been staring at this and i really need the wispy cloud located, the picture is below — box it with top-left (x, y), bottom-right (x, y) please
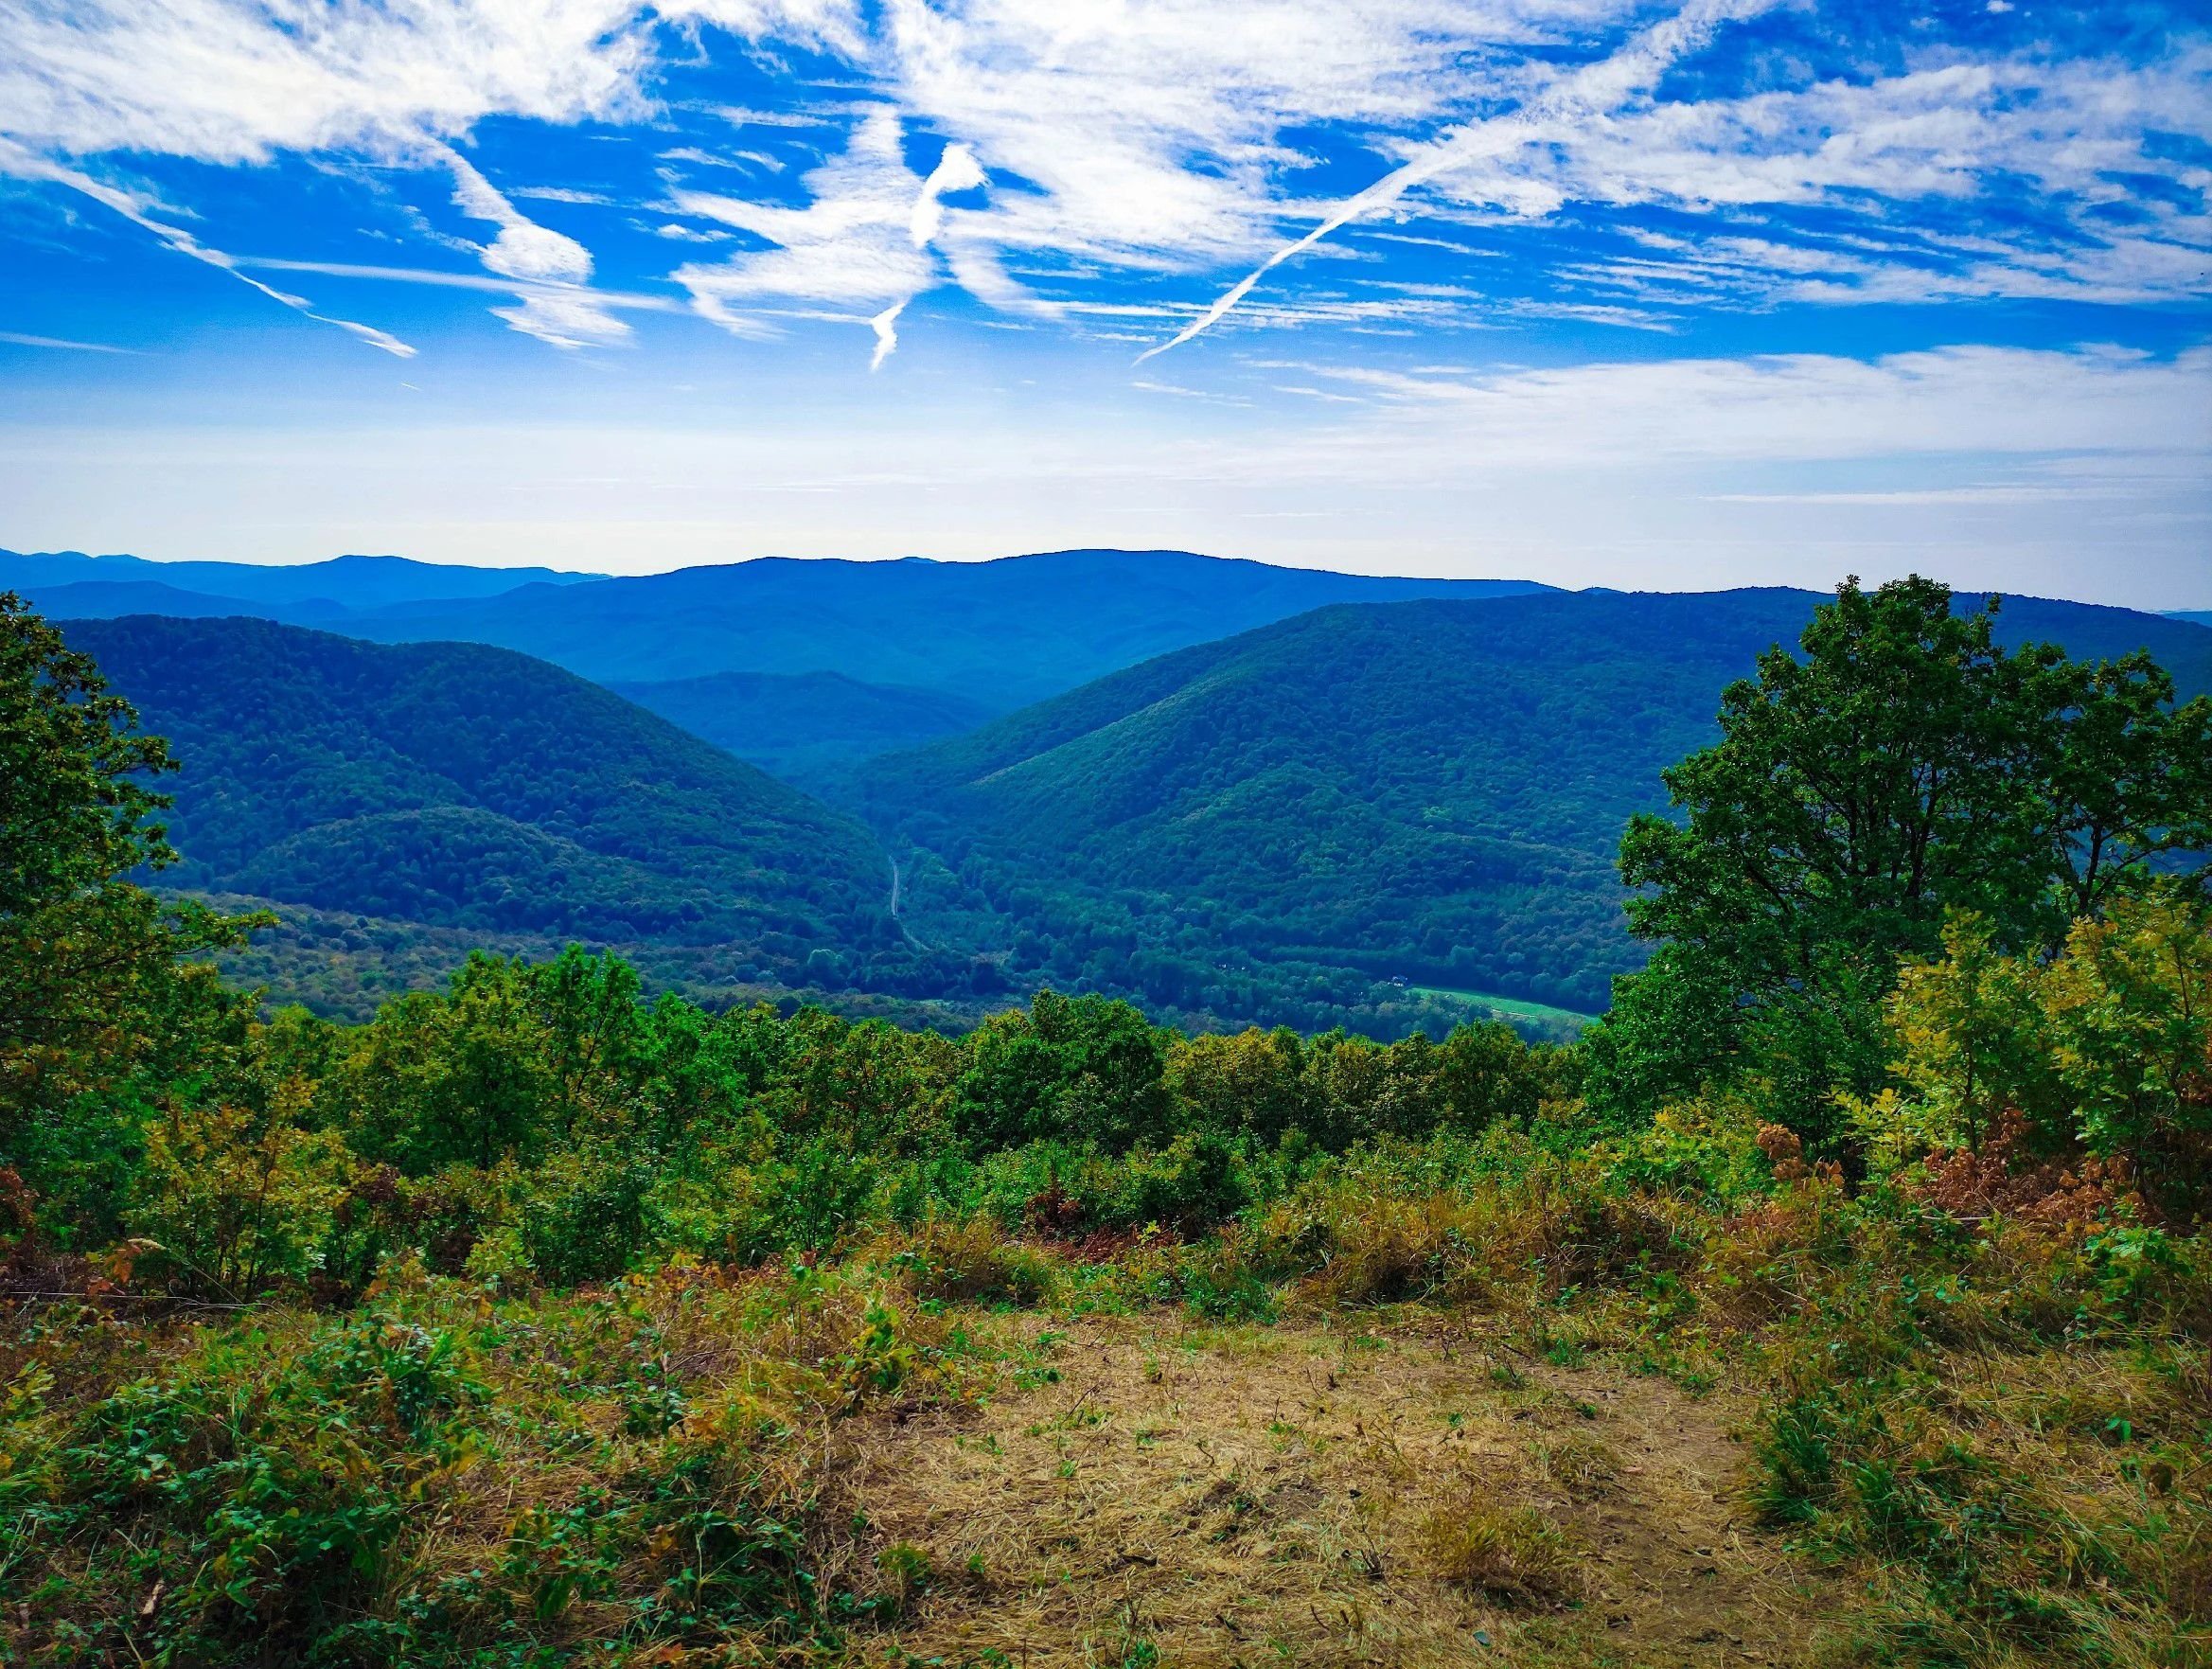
top-left (1250, 345), bottom-right (2212, 474)
top-left (0, 328), bottom-right (138, 352)
top-left (439, 145), bottom-right (628, 346)
top-left (0, 139), bottom-right (415, 355)
top-left (0, 0), bottom-right (2204, 364)
top-left (670, 108), bottom-right (985, 363)
top-left (509, 185), bottom-right (616, 205)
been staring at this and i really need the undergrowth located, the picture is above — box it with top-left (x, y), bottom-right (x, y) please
top-left (5, 1137), bottom-right (2206, 1667)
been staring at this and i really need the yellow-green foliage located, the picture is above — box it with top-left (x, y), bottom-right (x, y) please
top-left (2044, 892), bottom-right (2212, 1174)
top-left (130, 1083), bottom-right (352, 1300)
top-left (1867, 910), bottom-right (2062, 1164)
top-left (1861, 891), bottom-right (2212, 1198)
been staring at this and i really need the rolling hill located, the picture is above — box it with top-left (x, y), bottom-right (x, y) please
top-left (853, 588), bottom-right (2212, 1020)
top-left (54, 615), bottom-right (964, 1012)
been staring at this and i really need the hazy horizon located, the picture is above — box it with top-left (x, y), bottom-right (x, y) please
top-left (7, 541), bottom-right (2212, 614)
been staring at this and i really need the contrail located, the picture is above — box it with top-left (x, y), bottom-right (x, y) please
top-left (1135, 0), bottom-right (1774, 364)
top-left (0, 139), bottom-right (416, 357)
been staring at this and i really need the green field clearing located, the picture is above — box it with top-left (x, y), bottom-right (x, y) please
top-left (1408, 984), bottom-right (1598, 1028)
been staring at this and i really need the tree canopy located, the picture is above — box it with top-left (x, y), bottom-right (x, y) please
top-left (1597, 576), bottom-right (2212, 1140)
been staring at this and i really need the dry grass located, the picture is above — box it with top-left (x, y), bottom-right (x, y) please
top-left (1533, 1429), bottom-right (1627, 1501)
top-left (1418, 1496), bottom-right (1585, 1607)
top-left (820, 1313), bottom-right (1843, 1667)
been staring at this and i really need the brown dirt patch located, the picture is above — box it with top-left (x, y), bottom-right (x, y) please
top-left (823, 1313), bottom-right (1842, 1666)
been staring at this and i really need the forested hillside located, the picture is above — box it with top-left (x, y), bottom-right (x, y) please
top-left (49, 582), bottom-right (2208, 1039)
top-left (53, 616), bottom-right (978, 1005)
top-left (855, 588), bottom-right (2212, 1020)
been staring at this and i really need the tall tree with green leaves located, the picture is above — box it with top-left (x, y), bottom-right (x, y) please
top-left (0, 595), bottom-right (262, 1239)
top-left (1588, 575), bottom-right (2212, 1145)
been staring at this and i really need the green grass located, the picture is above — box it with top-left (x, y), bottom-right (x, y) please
top-left (1407, 985), bottom-right (1597, 1029)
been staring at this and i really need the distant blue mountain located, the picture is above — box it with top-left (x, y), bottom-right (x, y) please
top-left (330, 548), bottom-right (1557, 709)
top-left (0, 549), bottom-right (602, 610)
top-left (2168, 610), bottom-right (2212, 630)
top-left (14, 579), bottom-right (354, 626)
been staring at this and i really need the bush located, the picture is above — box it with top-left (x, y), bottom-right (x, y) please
top-left (128, 1086), bottom-right (351, 1300)
top-left (520, 1147), bottom-right (664, 1286)
top-left (887, 1213), bottom-right (1060, 1306)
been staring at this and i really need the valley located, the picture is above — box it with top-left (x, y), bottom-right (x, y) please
top-left (4, 562), bottom-right (2207, 1669)
top-left (16, 552), bottom-right (2210, 1043)
top-left (8, 9), bottom-right (2206, 1662)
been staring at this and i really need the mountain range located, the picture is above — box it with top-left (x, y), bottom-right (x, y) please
top-left (35, 552), bottom-right (2212, 1036)
top-left (5, 550), bottom-right (599, 609)
top-left (8, 545), bottom-right (1548, 722)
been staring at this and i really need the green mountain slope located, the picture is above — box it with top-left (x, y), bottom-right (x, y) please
top-left (608, 670), bottom-right (994, 788)
top-left (855, 588), bottom-right (2212, 1019)
top-left (56, 615), bottom-right (946, 1005)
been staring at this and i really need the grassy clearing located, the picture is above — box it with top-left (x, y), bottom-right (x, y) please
top-left (831, 1313), bottom-right (1835, 1666)
top-left (8, 1159), bottom-right (2204, 1668)
top-left (1406, 986), bottom-right (1598, 1031)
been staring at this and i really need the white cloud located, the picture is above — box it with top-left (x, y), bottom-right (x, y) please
top-left (445, 150), bottom-right (591, 283)
top-left (869, 298), bottom-right (903, 369)
top-left (1, 0), bottom-right (2203, 359)
top-left (911, 141), bottom-right (983, 245)
top-left (510, 185), bottom-right (616, 204)
top-left (874, 0), bottom-right (1630, 271)
top-left (0, 0), bottom-right (860, 164)
top-left (670, 107), bottom-right (984, 360)
top-left (0, 0), bottom-right (651, 164)
top-left (1416, 47), bottom-right (2212, 307)
top-left (233, 256), bottom-right (684, 314)
top-left (662, 144), bottom-right (786, 170)
top-left (1249, 344), bottom-right (2212, 474)
top-left (0, 0), bottom-right (858, 352)
top-left (437, 146), bottom-right (628, 346)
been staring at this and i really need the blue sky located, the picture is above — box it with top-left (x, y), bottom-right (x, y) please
top-left (1, 0), bottom-right (2207, 606)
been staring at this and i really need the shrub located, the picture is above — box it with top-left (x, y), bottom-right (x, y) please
top-left (520, 1146), bottom-right (664, 1286)
top-left (888, 1213), bottom-right (1059, 1306)
top-left (128, 1085), bottom-right (351, 1300)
